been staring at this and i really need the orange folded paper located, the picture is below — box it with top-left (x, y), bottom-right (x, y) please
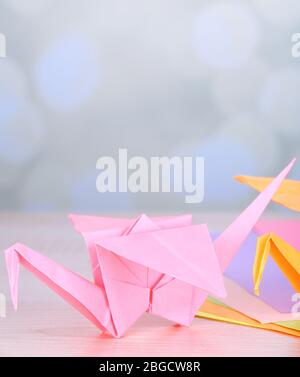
top-left (254, 233), bottom-right (300, 296)
top-left (235, 176), bottom-right (300, 212)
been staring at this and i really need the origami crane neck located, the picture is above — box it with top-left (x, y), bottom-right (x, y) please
top-left (214, 158), bottom-right (296, 271)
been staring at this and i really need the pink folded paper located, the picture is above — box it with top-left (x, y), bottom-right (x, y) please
top-left (4, 159), bottom-right (295, 337)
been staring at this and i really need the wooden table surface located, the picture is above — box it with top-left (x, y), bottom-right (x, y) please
top-left (0, 212), bottom-right (300, 357)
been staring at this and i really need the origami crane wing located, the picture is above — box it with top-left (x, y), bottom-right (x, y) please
top-left (70, 214), bottom-right (193, 286)
top-left (235, 175), bottom-right (300, 212)
top-left (254, 233), bottom-right (300, 295)
top-left (69, 213), bottom-right (193, 233)
top-left (97, 223), bottom-right (225, 297)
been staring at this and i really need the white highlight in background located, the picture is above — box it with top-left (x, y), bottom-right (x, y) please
top-left (259, 68), bottom-right (300, 137)
top-left (175, 114), bottom-right (280, 208)
top-left (0, 33), bottom-right (6, 58)
top-left (291, 33), bottom-right (300, 58)
top-left (211, 59), bottom-right (267, 116)
top-left (253, 0), bottom-right (300, 28)
top-left (0, 293), bottom-right (6, 318)
top-left (35, 34), bottom-right (101, 112)
top-left (0, 59), bottom-right (45, 190)
top-left (194, 2), bottom-right (260, 69)
top-left (291, 293), bottom-right (300, 318)
top-left (3, 0), bottom-right (52, 16)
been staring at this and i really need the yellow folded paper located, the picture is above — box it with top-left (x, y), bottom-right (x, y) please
top-left (277, 320), bottom-right (300, 331)
top-left (235, 176), bottom-right (300, 212)
top-left (253, 233), bottom-right (300, 296)
top-left (197, 299), bottom-right (300, 337)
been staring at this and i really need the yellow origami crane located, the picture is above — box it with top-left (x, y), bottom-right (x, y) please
top-left (198, 234), bottom-right (300, 337)
top-left (253, 233), bottom-right (300, 296)
top-left (234, 173), bottom-right (300, 293)
top-left (196, 172), bottom-right (300, 337)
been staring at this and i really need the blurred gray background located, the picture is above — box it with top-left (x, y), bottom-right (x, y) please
top-left (0, 0), bottom-right (300, 213)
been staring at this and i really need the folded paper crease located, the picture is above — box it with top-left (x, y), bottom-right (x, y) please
top-left (4, 159), bottom-right (296, 337)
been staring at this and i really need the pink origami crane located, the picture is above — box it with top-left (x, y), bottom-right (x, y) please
top-left (4, 159), bottom-right (295, 337)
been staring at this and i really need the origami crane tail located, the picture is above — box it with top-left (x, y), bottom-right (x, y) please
top-left (214, 158), bottom-right (296, 272)
top-left (4, 243), bottom-right (115, 335)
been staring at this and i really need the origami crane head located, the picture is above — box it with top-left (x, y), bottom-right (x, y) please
top-left (4, 159), bottom-right (296, 337)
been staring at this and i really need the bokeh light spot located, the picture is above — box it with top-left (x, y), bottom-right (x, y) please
top-left (194, 2), bottom-right (260, 69)
top-left (35, 34), bottom-right (101, 111)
